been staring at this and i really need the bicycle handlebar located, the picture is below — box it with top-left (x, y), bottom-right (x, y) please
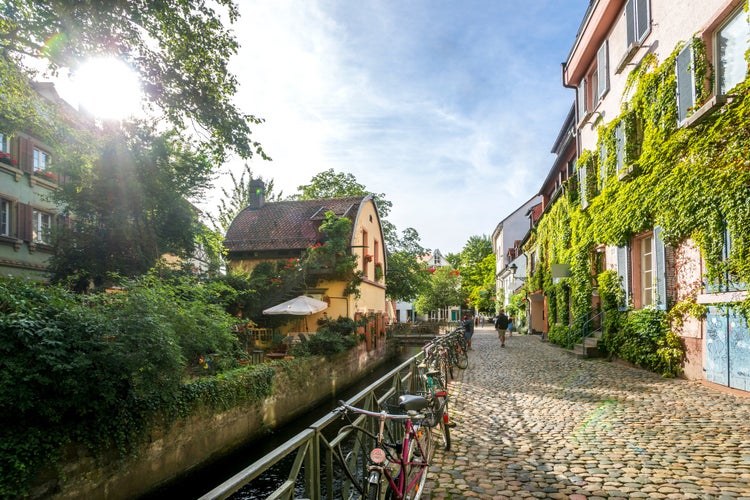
top-left (336, 400), bottom-right (422, 421)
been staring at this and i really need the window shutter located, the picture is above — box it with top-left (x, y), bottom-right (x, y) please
top-left (654, 226), bottom-right (667, 310)
top-left (578, 161), bottom-right (588, 209)
top-left (577, 79), bottom-right (587, 119)
top-left (636, 0), bottom-right (650, 42)
top-left (18, 138), bottom-right (33, 173)
top-left (617, 245), bottom-right (630, 310)
top-left (626, 0), bottom-right (636, 47)
top-left (597, 41), bottom-right (609, 100)
top-left (615, 122), bottom-right (625, 170)
top-left (599, 141), bottom-right (607, 184)
top-left (676, 44), bottom-right (695, 124)
top-left (18, 203), bottom-right (32, 241)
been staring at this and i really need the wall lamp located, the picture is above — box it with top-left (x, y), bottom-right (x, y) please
top-left (509, 263), bottom-right (527, 282)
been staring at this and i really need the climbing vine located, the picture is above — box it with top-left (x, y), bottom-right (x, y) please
top-left (529, 22), bottom-right (750, 374)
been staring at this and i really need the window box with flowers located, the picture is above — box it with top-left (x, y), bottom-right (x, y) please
top-left (0, 152), bottom-right (17, 167)
top-left (35, 170), bottom-right (58, 182)
top-left (364, 254), bottom-right (373, 263)
top-left (374, 262), bottom-right (383, 281)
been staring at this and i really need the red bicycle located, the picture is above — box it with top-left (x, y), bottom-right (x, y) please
top-left (335, 395), bottom-right (433, 499)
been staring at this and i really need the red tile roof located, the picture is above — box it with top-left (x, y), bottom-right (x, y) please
top-left (224, 196), bottom-right (367, 253)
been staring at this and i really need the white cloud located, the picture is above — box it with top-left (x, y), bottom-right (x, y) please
top-left (200, 0), bottom-right (587, 254)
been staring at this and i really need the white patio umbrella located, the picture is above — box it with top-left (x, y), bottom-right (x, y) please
top-left (262, 295), bottom-right (328, 315)
top-left (262, 295), bottom-right (329, 332)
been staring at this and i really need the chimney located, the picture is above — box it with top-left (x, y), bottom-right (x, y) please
top-left (249, 179), bottom-right (265, 210)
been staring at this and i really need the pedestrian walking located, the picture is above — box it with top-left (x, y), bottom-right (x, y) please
top-left (495, 310), bottom-right (509, 347)
top-left (462, 315), bottom-right (475, 350)
top-left (507, 316), bottom-right (514, 336)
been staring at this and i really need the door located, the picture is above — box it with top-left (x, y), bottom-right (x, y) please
top-left (705, 305), bottom-right (750, 391)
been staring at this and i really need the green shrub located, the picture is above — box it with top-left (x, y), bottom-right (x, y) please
top-left (289, 327), bottom-right (358, 357)
top-left (547, 324), bottom-right (574, 347)
top-left (607, 308), bottom-right (683, 377)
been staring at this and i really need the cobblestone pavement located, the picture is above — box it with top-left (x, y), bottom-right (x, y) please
top-left (421, 326), bottom-right (750, 499)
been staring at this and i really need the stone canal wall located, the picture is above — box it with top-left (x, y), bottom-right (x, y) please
top-left (34, 341), bottom-right (390, 499)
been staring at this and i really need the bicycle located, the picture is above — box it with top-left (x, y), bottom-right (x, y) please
top-left (413, 359), bottom-right (452, 451)
top-left (335, 395), bottom-right (434, 500)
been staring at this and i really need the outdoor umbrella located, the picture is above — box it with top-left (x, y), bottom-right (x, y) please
top-left (262, 295), bottom-right (328, 315)
top-left (262, 295), bottom-right (329, 332)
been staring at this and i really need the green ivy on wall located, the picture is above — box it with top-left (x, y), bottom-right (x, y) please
top-left (528, 21), bottom-right (750, 373)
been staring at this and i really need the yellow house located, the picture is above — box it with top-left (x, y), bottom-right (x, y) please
top-left (224, 180), bottom-right (388, 339)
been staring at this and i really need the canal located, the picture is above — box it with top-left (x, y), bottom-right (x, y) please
top-left (140, 346), bottom-right (420, 499)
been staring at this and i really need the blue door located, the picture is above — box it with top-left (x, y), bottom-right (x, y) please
top-left (706, 305), bottom-right (750, 391)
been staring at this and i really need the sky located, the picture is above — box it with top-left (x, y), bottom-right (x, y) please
top-left (54, 1), bottom-right (590, 256)
top-left (204, 0), bottom-right (590, 256)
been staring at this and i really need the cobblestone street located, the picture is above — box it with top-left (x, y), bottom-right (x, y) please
top-left (422, 326), bottom-right (750, 499)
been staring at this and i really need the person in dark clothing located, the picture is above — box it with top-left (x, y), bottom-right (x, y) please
top-left (494, 310), bottom-right (509, 347)
top-left (462, 315), bottom-right (475, 350)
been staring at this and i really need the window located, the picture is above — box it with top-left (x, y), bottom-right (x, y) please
top-left (625, 0), bottom-right (650, 48)
top-left (717, 7), bottom-right (750, 96)
top-left (33, 147), bottom-right (51, 172)
top-left (676, 44), bottom-right (696, 124)
top-left (0, 199), bottom-right (10, 236)
top-left (32, 209), bottom-right (52, 244)
top-left (577, 41), bottom-right (609, 121)
top-left (640, 235), bottom-right (654, 307)
top-left (0, 133), bottom-right (7, 153)
top-left (361, 229), bottom-right (369, 278)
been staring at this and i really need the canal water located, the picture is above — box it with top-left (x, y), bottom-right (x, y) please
top-left (140, 346), bottom-right (419, 499)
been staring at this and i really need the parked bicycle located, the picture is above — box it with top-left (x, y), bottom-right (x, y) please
top-left (335, 395), bottom-right (434, 500)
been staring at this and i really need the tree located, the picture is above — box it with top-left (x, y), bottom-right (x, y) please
top-left (414, 267), bottom-right (464, 317)
top-left (457, 235), bottom-right (495, 312)
top-left (293, 168), bottom-right (396, 243)
top-left (0, 0), bottom-right (265, 163)
top-left (47, 126), bottom-right (212, 288)
top-left (209, 164), bottom-right (283, 234)
top-left (385, 228), bottom-right (431, 302)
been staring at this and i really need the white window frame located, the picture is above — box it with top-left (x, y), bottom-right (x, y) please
top-left (716, 6), bottom-right (750, 96)
top-left (32, 209), bottom-right (52, 245)
top-left (0, 133), bottom-right (7, 153)
top-left (33, 147), bottom-right (51, 172)
top-left (640, 235), bottom-right (654, 307)
top-left (626, 0), bottom-right (651, 48)
top-left (0, 199), bottom-right (10, 237)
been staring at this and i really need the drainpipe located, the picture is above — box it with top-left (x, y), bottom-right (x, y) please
top-left (561, 61), bottom-right (581, 158)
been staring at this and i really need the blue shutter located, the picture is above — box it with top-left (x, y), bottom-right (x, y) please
top-left (676, 44), bottom-right (695, 124)
top-left (578, 161), bottom-right (588, 209)
top-left (636, 0), bottom-right (650, 42)
top-left (597, 41), bottom-right (609, 100)
top-left (654, 226), bottom-right (667, 310)
top-left (617, 245), bottom-right (630, 310)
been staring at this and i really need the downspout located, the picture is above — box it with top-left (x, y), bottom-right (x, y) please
top-left (561, 61), bottom-right (581, 158)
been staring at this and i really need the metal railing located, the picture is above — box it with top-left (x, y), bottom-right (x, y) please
top-left (198, 351), bottom-right (426, 500)
top-left (567, 309), bottom-right (604, 352)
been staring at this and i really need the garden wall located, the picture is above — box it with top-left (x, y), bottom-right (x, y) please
top-left (32, 341), bottom-right (389, 499)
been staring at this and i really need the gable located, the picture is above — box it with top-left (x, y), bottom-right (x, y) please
top-left (224, 196), bottom-right (367, 253)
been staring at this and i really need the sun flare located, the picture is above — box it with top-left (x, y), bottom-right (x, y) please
top-left (72, 57), bottom-right (142, 120)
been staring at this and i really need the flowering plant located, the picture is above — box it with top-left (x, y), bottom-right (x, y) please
top-left (0, 152), bottom-right (17, 166)
top-left (36, 170), bottom-right (58, 181)
top-left (364, 254), bottom-right (373, 263)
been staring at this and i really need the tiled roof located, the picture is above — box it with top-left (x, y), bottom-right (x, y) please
top-left (224, 196), bottom-right (367, 253)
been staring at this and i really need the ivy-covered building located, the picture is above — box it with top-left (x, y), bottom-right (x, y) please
top-left (516, 0), bottom-right (750, 391)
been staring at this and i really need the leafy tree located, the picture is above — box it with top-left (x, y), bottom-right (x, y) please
top-left (385, 228), bottom-right (431, 302)
top-left (47, 127), bottom-right (211, 288)
top-left (457, 235), bottom-right (495, 311)
top-left (1, 0), bottom-right (265, 163)
top-left (293, 168), bottom-right (397, 244)
top-left (209, 163), bottom-right (282, 234)
top-left (414, 266), bottom-right (464, 316)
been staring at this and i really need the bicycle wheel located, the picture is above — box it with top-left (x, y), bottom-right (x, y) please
top-left (454, 342), bottom-right (468, 370)
top-left (432, 393), bottom-right (451, 451)
top-left (364, 469), bottom-right (387, 500)
top-left (403, 424), bottom-right (432, 500)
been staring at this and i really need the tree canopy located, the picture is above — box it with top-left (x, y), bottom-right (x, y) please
top-left (0, 0), bottom-right (264, 163)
